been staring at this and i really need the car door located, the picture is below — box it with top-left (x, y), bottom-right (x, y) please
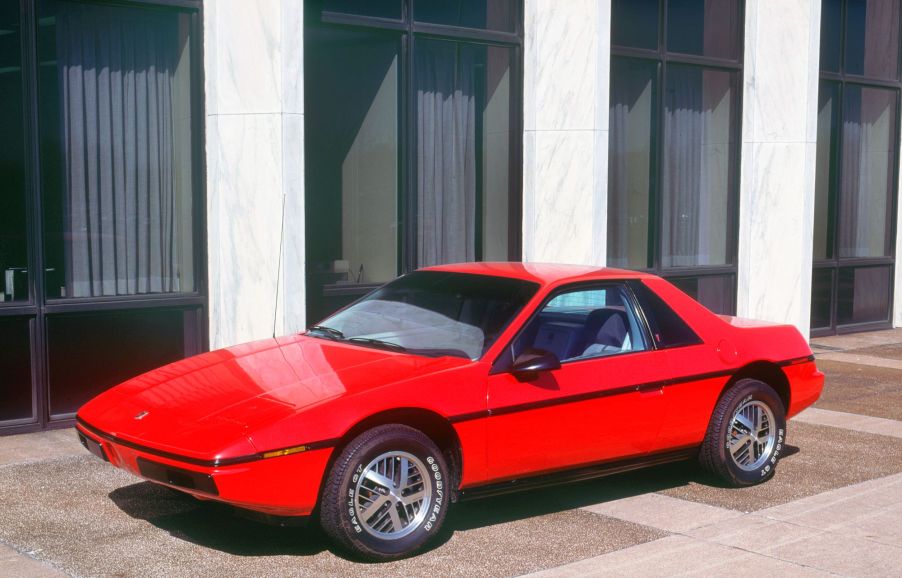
top-left (484, 283), bottom-right (674, 481)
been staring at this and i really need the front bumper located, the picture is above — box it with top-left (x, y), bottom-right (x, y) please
top-left (75, 420), bottom-right (333, 517)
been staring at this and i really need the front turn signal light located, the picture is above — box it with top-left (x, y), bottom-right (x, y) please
top-left (262, 445), bottom-right (309, 459)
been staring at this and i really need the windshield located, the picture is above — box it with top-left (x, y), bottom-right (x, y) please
top-left (310, 271), bottom-right (540, 359)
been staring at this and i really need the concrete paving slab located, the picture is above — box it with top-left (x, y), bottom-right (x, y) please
top-left (755, 472), bottom-right (902, 548)
top-left (793, 407), bottom-right (902, 439)
top-left (763, 527), bottom-right (902, 577)
top-left (847, 342), bottom-right (902, 361)
top-left (816, 351), bottom-right (902, 371)
top-left (0, 430), bottom-right (83, 468)
top-left (814, 359), bottom-right (902, 420)
top-left (685, 513), bottom-right (824, 550)
top-left (656, 421), bottom-right (902, 512)
top-left (0, 543), bottom-right (69, 577)
top-left (541, 473), bottom-right (902, 577)
top-left (523, 534), bottom-right (833, 578)
top-left (810, 328), bottom-right (902, 352)
top-left (580, 493), bottom-right (742, 533)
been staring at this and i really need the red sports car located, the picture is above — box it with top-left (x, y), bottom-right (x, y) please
top-left (76, 263), bottom-right (823, 560)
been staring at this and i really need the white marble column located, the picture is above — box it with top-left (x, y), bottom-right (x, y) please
top-left (522, 0), bottom-right (610, 265)
top-left (737, 0), bottom-right (821, 337)
top-left (204, 0), bottom-right (305, 348)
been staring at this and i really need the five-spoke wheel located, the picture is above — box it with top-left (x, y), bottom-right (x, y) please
top-left (700, 378), bottom-right (787, 486)
top-left (320, 424), bottom-right (450, 561)
top-left (354, 451), bottom-right (432, 540)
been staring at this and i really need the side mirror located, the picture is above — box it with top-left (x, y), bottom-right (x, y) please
top-left (510, 348), bottom-right (561, 380)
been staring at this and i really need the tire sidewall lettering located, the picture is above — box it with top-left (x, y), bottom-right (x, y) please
top-left (343, 449), bottom-right (448, 539)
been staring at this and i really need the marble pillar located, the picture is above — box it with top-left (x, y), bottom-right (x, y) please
top-left (523, 0), bottom-right (610, 266)
top-left (204, 0), bottom-right (305, 349)
top-left (737, 0), bottom-right (822, 337)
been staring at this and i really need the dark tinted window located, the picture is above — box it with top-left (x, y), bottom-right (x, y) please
top-left (0, 1), bottom-right (28, 304)
top-left (0, 317), bottom-right (33, 421)
top-left (821, 0), bottom-right (842, 72)
top-left (414, 0), bottom-right (516, 32)
top-left (319, 271), bottom-right (538, 359)
top-left (322, 0), bottom-right (401, 20)
top-left (844, 0), bottom-right (900, 79)
top-left (630, 281), bottom-right (702, 348)
top-left (47, 308), bottom-right (188, 416)
top-left (611, 0), bottom-right (659, 49)
top-left (668, 275), bottom-right (736, 316)
top-left (666, 0), bottom-right (740, 59)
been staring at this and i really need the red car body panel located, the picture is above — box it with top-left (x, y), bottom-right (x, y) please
top-left (76, 262), bottom-right (824, 517)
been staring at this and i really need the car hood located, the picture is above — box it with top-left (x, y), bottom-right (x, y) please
top-left (77, 334), bottom-right (470, 460)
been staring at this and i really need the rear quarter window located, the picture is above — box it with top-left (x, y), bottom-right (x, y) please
top-left (630, 281), bottom-right (703, 348)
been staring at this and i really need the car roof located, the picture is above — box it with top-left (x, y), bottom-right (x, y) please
top-left (420, 262), bottom-right (655, 286)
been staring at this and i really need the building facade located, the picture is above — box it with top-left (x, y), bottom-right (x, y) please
top-left (1, 0), bottom-right (900, 434)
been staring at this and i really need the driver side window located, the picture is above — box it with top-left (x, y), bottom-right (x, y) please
top-left (513, 285), bottom-right (648, 363)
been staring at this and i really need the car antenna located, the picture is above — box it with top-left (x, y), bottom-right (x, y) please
top-left (273, 191), bottom-right (287, 338)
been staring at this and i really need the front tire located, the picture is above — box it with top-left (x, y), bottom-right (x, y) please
top-left (699, 379), bottom-right (787, 487)
top-left (320, 424), bottom-right (450, 561)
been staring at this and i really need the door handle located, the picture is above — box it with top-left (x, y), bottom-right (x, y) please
top-left (637, 383), bottom-right (664, 396)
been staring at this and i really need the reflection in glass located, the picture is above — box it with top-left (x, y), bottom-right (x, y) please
top-left (415, 39), bottom-right (513, 266)
top-left (813, 82), bottom-right (839, 261)
top-left (39, 1), bottom-right (195, 299)
top-left (305, 27), bottom-right (400, 321)
top-left (669, 274), bottom-right (735, 315)
top-left (47, 308), bottom-right (187, 416)
top-left (0, 317), bottom-right (33, 422)
top-left (414, 0), bottom-right (515, 32)
top-left (611, 0), bottom-right (659, 50)
top-left (662, 65), bottom-right (734, 268)
top-left (322, 0), bottom-right (401, 20)
top-left (838, 86), bottom-right (895, 258)
top-left (821, 0), bottom-right (842, 72)
top-left (845, 0), bottom-right (900, 79)
top-left (667, 0), bottom-right (740, 59)
top-left (811, 268), bottom-right (834, 329)
top-left (608, 58), bottom-right (656, 269)
top-left (0, 2), bottom-right (29, 304)
top-left (837, 266), bottom-right (890, 324)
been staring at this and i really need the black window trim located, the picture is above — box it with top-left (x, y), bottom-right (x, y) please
top-left (811, 0), bottom-right (901, 336)
top-left (0, 0), bottom-right (207, 436)
top-left (305, 0), bottom-right (524, 321)
top-left (609, 0), bottom-right (745, 314)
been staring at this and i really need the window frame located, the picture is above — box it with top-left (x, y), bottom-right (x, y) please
top-left (304, 0), bottom-right (524, 322)
top-left (0, 0), bottom-right (206, 435)
top-left (812, 0), bottom-right (901, 336)
top-left (609, 0), bottom-right (745, 314)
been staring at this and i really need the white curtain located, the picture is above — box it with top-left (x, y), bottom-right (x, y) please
top-left (416, 41), bottom-right (477, 267)
top-left (662, 66), bottom-right (703, 268)
top-left (58, 3), bottom-right (183, 297)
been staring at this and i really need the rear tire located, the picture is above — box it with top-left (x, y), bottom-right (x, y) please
top-left (699, 379), bottom-right (786, 487)
top-left (320, 424), bottom-right (450, 561)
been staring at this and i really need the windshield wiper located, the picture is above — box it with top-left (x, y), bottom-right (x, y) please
top-left (347, 337), bottom-right (407, 353)
top-left (306, 325), bottom-right (345, 341)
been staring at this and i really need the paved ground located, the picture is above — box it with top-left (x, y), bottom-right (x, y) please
top-left (1, 329), bottom-right (902, 577)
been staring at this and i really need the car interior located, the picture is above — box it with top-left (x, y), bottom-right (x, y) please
top-left (512, 286), bottom-right (647, 363)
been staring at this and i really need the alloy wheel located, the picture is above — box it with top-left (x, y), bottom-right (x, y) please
top-left (354, 451), bottom-right (432, 540)
top-left (728, 399), bottom-right (777, 471)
